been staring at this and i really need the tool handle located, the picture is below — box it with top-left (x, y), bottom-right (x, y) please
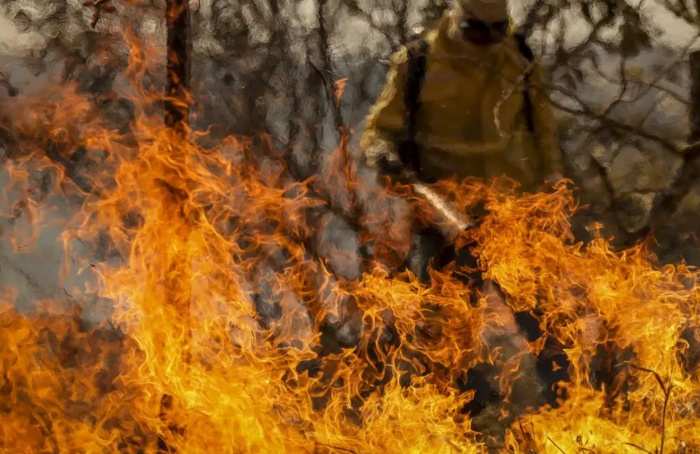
top-left (395, 169), bottom-right (476, 242)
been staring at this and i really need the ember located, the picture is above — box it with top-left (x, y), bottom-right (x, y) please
top-left (1, 5), bottom-right (700, 454)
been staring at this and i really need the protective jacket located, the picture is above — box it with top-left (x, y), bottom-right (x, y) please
top-left (360, 14), bottom-right (562, 192)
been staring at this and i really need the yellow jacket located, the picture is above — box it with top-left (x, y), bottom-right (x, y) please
top-left (360, 15), bottom-right (562, 192)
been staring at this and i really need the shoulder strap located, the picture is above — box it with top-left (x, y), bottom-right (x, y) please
top-left (400, 37), bottom-right (429, 173)
top-left (404, 37), bottom-right (429, 136)
top-left (513, 32), bottom-right (536, 135)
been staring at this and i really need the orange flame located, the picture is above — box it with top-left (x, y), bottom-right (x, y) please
top-left (334, 78), bottom-right (349, 108)
top-left (1, 31), bottom-right (699, 454)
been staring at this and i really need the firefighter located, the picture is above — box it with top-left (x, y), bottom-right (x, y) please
top-left (359, 0), bottom-right (564, 446)
top-left (361, 0), bottom-right (562, 190)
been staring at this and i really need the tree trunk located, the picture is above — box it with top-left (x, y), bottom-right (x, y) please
top-left (165, 0), bottom-right (191, 132)
top-left (159, 2), bottom-right (191, 452)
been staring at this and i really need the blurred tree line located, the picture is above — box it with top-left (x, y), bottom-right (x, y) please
top-left (1, 0), bottom-right (700, 265)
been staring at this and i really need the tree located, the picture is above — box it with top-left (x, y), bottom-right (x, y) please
top-left (165, 0), bottom-right (190, 133)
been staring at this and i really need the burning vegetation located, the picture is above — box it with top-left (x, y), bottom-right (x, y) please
top-left (1, 1), bottom-right (700, 453)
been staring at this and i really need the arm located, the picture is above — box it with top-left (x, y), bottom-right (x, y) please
top-left (529, 63), bottom-right (563, 181)
top-left (360, 47), bottom-right (410, 173)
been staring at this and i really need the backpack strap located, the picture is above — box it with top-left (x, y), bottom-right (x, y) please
top-left (513, 32), bottom-right (536, 135)
top-left (399, 37), bottom-right (429, 174)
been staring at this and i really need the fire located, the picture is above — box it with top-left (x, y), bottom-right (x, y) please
top-left (1, 32), bottom-right (699, 453)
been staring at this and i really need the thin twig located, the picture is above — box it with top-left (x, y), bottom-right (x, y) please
top-left (547, 437), bottom-right (567, 454)
top-left (629, 364), bottom-right (667, 398)
top-left (518, 417), bottom-right (529, 439)
top-left (623, 442), bottom-right (653, 454)
top-left (629, 364), bottom-right (673, 454)
top-left (660, 383), bottom-right (672, 454)
top-left (517, 417), bottom-right (537, 452)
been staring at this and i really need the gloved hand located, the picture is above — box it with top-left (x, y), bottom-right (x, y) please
top-left (365, 140), bottom-right (406, 177)
top-left (377, 150), bottom-right (405, 177)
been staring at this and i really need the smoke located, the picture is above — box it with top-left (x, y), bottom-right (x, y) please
top-left (1, 0), bottom-right (699, 327)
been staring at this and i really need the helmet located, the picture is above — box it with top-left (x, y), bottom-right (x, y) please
top-left (454, 0), bottom-right (509, 23)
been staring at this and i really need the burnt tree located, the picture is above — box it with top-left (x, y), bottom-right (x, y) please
top-left (165, 0), bottom-right (191, 132)
top-left (159, 2), bottom-right (192, 452)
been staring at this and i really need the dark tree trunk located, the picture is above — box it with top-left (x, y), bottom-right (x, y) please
top-left (159, 3), bottom-right (191, 452)
top-left (165, 0), bottom-right (191, 132)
